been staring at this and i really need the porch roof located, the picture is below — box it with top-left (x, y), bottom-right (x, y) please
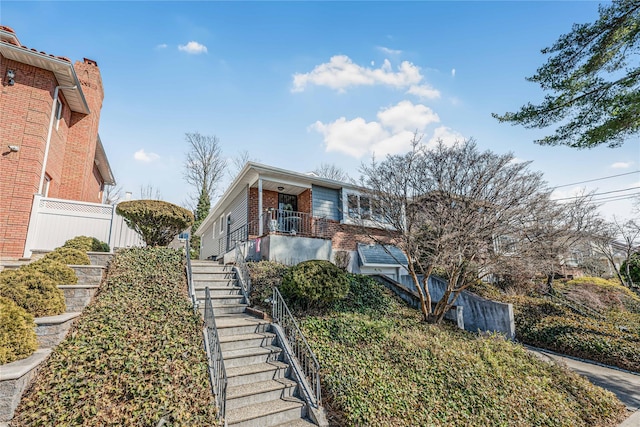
top-left (196, 161), bottom-right (360, 235)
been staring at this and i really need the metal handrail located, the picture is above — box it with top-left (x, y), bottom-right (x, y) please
top-left (233, 244), bottom-right (251, 305)
top-left (271, 287), bottom-right (322, 408)
top-left (204, 287), bottom-right (228, 422)
top-left (185, 234), bottom-right (197, 313)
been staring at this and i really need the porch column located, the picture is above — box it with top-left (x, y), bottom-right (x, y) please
top-left (258, 178), bottom-right (263, 235)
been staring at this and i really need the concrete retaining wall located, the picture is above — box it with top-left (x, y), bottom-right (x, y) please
top-left (0, 350), bottom-right (51, 422)
top-left (254, 235), bottom-right (332, 266)
top-left (372, 275), bottom-right (464, 329)
top-left (402, 275), bottom-right (515, 339)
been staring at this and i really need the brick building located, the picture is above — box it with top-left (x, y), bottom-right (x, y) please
top-left (195, 162), bottom-right (406, 279)
top-left (0, 26), bottom-right (115, 259)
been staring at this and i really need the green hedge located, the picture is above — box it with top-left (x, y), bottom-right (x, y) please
top-left (247, 260), bottom-right (289, 313)
top-left (63, 236), bottom-right (110, 253)
top-left (23, 258), bottom-right (77, 285)
top-left (43, 247), bottom-right (91, 266)
top-left (280, 260), bottom-right (349, 310)
top-left (116, 200), bottom-right (194, 246)
top-left (0, 296), bottom-right (37, 364)
top-left (0, 269), bottom-right (66, 317)
top-left (12, 247), bottom-right (217, 426)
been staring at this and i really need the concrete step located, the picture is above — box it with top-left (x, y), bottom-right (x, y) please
top-left (215, 315), bottom-right (271, 337)
top-left (195, 286), bottom-right (243, 297)
top-left (222, 345), bottom-right (282, 368)
top-left (274, 418), bottom-right (318, 427)
top-left (199, 303), bottom-right (248, 316)
top-left (226, 361), bottom-right (290, 388)
top-left (226, 397), bottom-right (307, 427)
top-left (226, 378), bottom-right (298, 411)
top-left (220, 332), bottom-right (277, 352)
top-left (191, 261), bottom-right (233, 272)
top-left (57, 284), bottom-right (99, 312)
top-left (69, 265), bottom-right (105, 286)
top-left (205, 295), bottom-right (246, 305)
top-left (193, 273), bottom-right (237, 282)
top-left (194, 279), bottom-right (239, 289)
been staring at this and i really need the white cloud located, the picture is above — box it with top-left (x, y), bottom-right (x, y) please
top-left (292, 55), bottom-right (423, 93)
top-left (377, 100), bottom-right (439, 133)
top-left (406, 84), bottom-right (441, 100)
top-left (133, 149), bottom-right (160, 163)
top-left (178, 41), bottom-right (208, 54)
top-left (611, 161), bottom-right (633, 169)
top-left (377, 46), bottom-right (402, 55)
top-left (156, 43), bottom-right (168, 49)
top-left (311, 101), bottom-right (461, 158)
top-left (310, 117), bottom-right (387, 158)
top-left (426, 126), bottom-right (465, 149)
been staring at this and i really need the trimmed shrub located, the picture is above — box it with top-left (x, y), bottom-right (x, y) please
top-left (12, 247), bottom-right (217, 425)
top-left (0, 269), bottom-right (66, 317)
top-left (248, 261), bottom-right (289, 313)
top-left (280, 260), bottom-right (350, 310)
top-left (23, 258), bottom-right (77, 285)
top-left (117, 200), bottom-right (194, 246)
top-left (0, 296), bottom-right (37, 364)
top-left (63, 235), bottom-right (110, 252)
top-left (43, 247), bottom-right (91, 266)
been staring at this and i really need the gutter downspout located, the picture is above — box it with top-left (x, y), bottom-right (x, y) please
top-left (39, 85), bottom-right (77, 194)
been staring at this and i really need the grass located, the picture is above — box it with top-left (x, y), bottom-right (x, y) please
top-left (12, 247), bottom-right (218, 427)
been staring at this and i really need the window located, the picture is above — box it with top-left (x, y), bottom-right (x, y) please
top-left (55, 99), bottom-right (63, 130)
top-left (347, 194), bottom-right (360, 219)
top-left (219, 214), bottom-right (224, 233)
top-left (346, 192), bottom-right (387, 223)
top-left (360, 196), bottom-right (371, 220)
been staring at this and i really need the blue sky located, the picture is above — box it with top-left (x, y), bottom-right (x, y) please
top-left (3, 1), bottom-right (639, 220)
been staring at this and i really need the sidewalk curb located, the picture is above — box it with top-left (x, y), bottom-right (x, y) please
top-left (619, 410), bottom-right (640, 427)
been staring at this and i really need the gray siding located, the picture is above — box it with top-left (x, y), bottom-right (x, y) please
top-left (312, 185), bottom-right (341, 221)
top-left (229, 186), bottom-right (248, 232)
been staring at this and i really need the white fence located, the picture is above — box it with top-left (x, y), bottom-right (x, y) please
top-left (23, 195), bottom-right (144, 257)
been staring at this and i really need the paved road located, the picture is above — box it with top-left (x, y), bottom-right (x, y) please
top-left (526, 346), bottom-right (640, 426)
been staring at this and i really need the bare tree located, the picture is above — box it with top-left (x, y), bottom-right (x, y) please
top-left (183, 132), bottom-right (227, 203)
top-left (360, 136), bottom-right (547, 324)
top-left (228, 150), bottom-right (259, 181)
top-left (103, 184), bottom-right (122, 205)
top-left (140, 184), bottom-right (162, 200)
top-left (591, 218), bottom-right (640, 287)
top-left (313, 163), bottom-right (350, 182)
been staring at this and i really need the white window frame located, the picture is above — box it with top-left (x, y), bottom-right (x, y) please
top-left (342, 190), bottom-right (391, 228)
top-left (219, 214), bottom-right (225, 233)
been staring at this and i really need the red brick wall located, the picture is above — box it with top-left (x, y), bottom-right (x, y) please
top-left (58, 59), bottom-right (104, 202)
top-left (0, 55), bottom-right (105, 259)
top-left (298, 188), bottom-right (311, 215)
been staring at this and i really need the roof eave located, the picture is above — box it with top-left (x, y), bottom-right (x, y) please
top-left (0, 40), bottom-right (90, 114)
top-left (94, 135), bottom-right (116, 185)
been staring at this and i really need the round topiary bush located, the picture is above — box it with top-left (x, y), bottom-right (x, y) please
top-left (280, 260), bottom-right (350, 310)
top-left (63, 235), bottom-right (110, 252)
top-left (23, 258), bottom-right (77, 285)
top-left (0, 270), bottom-right (66, 317)
top-left (116, 200), bottom-right (194, 246)
top-left (0, 296), bottom-right (37, 364)
top-left (43, 247), bottom-right (91, 266)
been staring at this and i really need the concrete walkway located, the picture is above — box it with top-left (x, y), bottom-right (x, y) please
top-left (526, 346), bottom-right (640, 426)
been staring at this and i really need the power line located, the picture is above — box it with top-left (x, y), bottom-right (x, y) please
top-left (552, 186), bottom-right (640, 201)
top-left (552, 170), bottom-right (640, 189)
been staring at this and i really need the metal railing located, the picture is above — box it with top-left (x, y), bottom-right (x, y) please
top-left (203, 287), bottom-right (228, 422)
top-left (234, 244), bottom-right (251, 305)
top-left (185, 234), bottom-right (197, 313)
top-left (271, 287), bottom-right (322, 408)
top-left (264, 209), bottom-right (331, 239)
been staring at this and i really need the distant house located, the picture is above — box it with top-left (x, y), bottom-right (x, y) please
top-left (0, 26), bottom-right (115, 259)
top-left (195, 162), bottom-right (407, 280)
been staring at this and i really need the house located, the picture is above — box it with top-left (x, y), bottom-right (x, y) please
top-left (0, 25), bottom-right (115, 260)
top-left (195, 162), bottom-right (407, 279)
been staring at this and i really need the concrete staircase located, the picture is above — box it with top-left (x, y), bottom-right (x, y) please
top-left (190, 260), bottom-right (317, 427)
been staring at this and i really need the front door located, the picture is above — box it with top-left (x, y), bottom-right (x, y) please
top-left (278, 193), bottom-right (297, 212)
top-left (278, 194), bottom-right (298, 233)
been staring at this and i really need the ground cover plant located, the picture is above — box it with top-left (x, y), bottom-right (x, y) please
top-left (12, 247), bottom-right (217, 426)
top-left (471, 277), bottom-right (640, 372)
top-left (300, 281), bottom-right (627, 427)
